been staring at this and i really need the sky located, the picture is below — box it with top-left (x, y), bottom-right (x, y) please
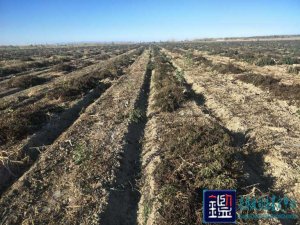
top-left (1, 0), bottom-right (300, 45)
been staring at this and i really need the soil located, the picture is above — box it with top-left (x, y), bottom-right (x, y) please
top-left (163, 47), bottom-right (300, 225)
top-left (1, 43), bottom-right (299, 225)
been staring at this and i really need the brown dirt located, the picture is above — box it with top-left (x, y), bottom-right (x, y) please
top-left (238, 74), bottom-right (300, 106)
top-left (0, 48), bottom-right (143, 200)
top-left (0, 48), bottom-right (139, 112)
top-left (0, 50), bottom-right (150, 224)
top-left (211, 62), bottom-right (244, 74)
top-left (51, 63), bottom-right (75, 72)
top-left (138, 49), bottom-right (241, 225)
top-left (164, 47), bottom-right (300, 224)
top-left (0, 103), bottom-right (64, 146)
top-left (1, 44), bottom-right (299, 225)
top-left (198, 50), bottom-right (300, 85)
top-left (5, 75), bottom-right (48, 89)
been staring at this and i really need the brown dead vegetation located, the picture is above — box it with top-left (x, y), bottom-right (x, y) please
top-left (238, 74), bottom-right (280, 86)
top-left (151, 51), bottom-right (186, 112)
top-left (47, 75), bottom-right (110, 101)
top-left (238, 73), bottom-right (300, 106)
top-left (0, 103), bottom-right (64, 146)
top-left (152, 83), bottom-right (185, 112)
top-left (0, 61), bottom-right (51, 77)
top-left (146, 48), bottom-right (241, 225)
top-left (96, 54), bottom-right (111, 60)
top-left (0, 49), bottom-right (149, 224)
top-left (175, 50), bottom-right (244, 74)
top-left (5, 75), bottom-right (47, 89)
top-left (46, 55), bottom-right (134, 101)
top-left (287, 66), bottom-right (300, 75)
top-left (0, 59), bottom-right (137, 197)
top-left (154, 122), bottom-right (241, 225)
top-left (0, 48), bottom-right (142, 191)
top-left (2, 43), bottom-right (300, 224)
top-left (51, 62), bottom-right (75, 72)
top-left (211, 62), bottom-right (244, 74)
top-left (193, 55), bottom-right (212, 67)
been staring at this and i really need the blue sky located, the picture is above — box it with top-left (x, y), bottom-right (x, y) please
top-left (1, 0), bottom-right (300, 45)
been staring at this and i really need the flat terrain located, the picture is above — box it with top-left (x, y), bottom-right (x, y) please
top-left (0, 41), bottom-right (299, 224)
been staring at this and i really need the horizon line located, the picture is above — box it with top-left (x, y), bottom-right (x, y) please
top-left (1, 34), bottom-right (300, 47)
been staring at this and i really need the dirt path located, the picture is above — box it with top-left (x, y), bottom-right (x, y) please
top-left (163, 48), bottom-right (300, 224)
top-left (99, 54), bottom-right (152, 225)
top-left (137, 69), bottom-right (161, 225)
top-left (0, 50), bottom-right (150, 225)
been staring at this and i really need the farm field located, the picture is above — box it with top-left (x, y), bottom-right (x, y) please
top-left (0, 40), bottom-right (300, 224)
